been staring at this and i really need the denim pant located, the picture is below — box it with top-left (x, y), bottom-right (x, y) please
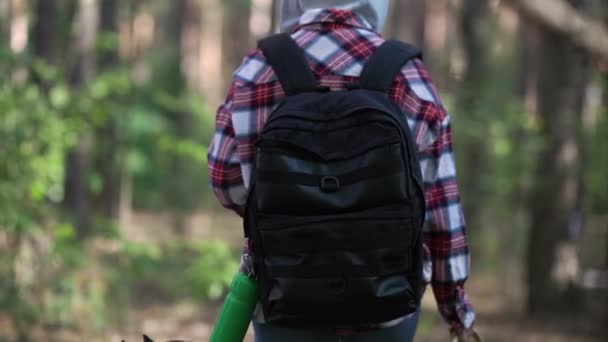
top-left (253, 311), bottom-right (419, 342)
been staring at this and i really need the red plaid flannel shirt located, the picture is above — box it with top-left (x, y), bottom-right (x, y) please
top-left (208, 8), bottom-right (475, 330)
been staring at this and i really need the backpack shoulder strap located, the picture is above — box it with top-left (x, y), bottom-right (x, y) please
top-left (258, 33), bottom-right (319, 96)
top-left (359, 40), bottom-right (422, 92)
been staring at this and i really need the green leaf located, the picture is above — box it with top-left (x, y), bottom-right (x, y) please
top-left (55, 224), bottom-right (76, 241)
top-left (49, 85), bottom-right (71, 109)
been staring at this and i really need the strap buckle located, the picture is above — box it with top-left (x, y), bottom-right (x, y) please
top-left (320, 176), bottom-right (340, 193)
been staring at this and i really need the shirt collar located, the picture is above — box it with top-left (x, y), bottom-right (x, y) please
top-left (294, 8), bottom-right (375, 32)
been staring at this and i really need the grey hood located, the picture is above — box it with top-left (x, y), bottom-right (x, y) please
top-left (280, 0), bottom-right (390, 33)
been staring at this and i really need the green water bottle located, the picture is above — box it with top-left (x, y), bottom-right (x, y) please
top-left (210, 272), bottom-right (259, 342)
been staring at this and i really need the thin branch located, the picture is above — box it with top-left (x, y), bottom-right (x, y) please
top-left (506, 0), bottom-right (608, 61)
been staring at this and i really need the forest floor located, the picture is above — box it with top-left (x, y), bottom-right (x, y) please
top-left (3, 210), bottom-right (602, 341)
top-left (107, 210), bottom-right (603, 342)
top-left (108, 274), bottom-right (601, 342)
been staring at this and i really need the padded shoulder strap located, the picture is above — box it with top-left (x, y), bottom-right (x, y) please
top-left (258, 33), bottom-right (319, 95)
top-left (359, 40), bottom-right (422, 92)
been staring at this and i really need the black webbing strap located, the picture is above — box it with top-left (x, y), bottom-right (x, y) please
top-left (256, 158), bottom-right (404, 187)
top-left (265, 252), bottom-right (410, 277)
top-left (258, 33), bottom-right (320, 95)
top-left (359, 40), bottom-right (422, 92)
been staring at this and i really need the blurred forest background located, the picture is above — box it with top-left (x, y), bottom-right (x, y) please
top-left (0, 0), bottom-right (607, 341)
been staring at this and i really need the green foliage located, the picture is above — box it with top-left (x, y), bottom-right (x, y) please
top-left (0, 76), bottom-right (71, 229)
top-left (127, 89), bottom-right (214, 210)
top-left (222, 0), bottom-right (253, 13)
top-left (585, 109), bottom-right (608, 214)
top-left (52, 224), bottom-right (86, 268)
top-left (0, 43), bottom-right (218, 338)
top-left (96, 32), bottom-right (120, 56)
top-left (445, 44), bottom-right (546, 271)
top-left (451, 80), bottom-right (536, 215)
top-left (186, 241), bottom-right (240, 300)
top-left (113, 239), bottom-right (239, 301)
top-left (0, 51), bottom-right (73, 339)
top-left (2, 1), bottom-right (606, 340)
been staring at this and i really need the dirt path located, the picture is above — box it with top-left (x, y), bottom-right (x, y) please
top-left (108, 276), bottom-right (601, 342)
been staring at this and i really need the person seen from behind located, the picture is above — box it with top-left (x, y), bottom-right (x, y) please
top-left (208, 0), bottom-right (478, 341)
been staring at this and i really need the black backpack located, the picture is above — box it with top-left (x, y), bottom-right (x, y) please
top-left (244, 33), bottom-right (426, 327)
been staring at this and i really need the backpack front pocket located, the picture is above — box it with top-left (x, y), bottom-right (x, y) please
top-left (256, 142), bottom-right (408, 215)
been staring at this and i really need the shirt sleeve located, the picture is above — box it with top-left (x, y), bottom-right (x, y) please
top-left (207, 83), bottom-right (247, 216)
top-left (399, 59), bottom-right (475, 330)
top-left (420, 112), bottom-right (475, 330)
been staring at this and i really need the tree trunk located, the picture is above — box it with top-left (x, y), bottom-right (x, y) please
top-left (457, 0), bottom-right (488, 251)
top-left (98, 0), bottom-right (121, 220)
top-left (64, 0), bottom-right (98, 237)
top-left (385, 0), bottom-right (426, 47)
top-left (0, 0), bottom-right (11, 50)
top-left (164, 0), bottom-right (186, 94)
top-left (99, 0), bottom-right (118, 67)
top-left (270, 0), bottom-right (279, 34)
top-left (600, 5), bottom-right (608, 335)
top-left (516, 21), bottom-right (540, 113)
top-left (221, 0), bottom-right (252, 91)
top-left (423, 0), bottom-right (450, 85)
top-left (459, 0), bottom-right (486, 100)
top-left (32, 0), bottom-right (57, 61)
top-left (31, 0), bottom-right (58, 89)
top-left (164, 0), bottom-right (190, 233)
top-left (526, 0), bottom-right (591, 315)
top-left (27, 2), bottom-right (74, 336)
top-left (58, 0), bottom-right (78, 65)
top-left (199, 0), bottom-right (224, 107)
